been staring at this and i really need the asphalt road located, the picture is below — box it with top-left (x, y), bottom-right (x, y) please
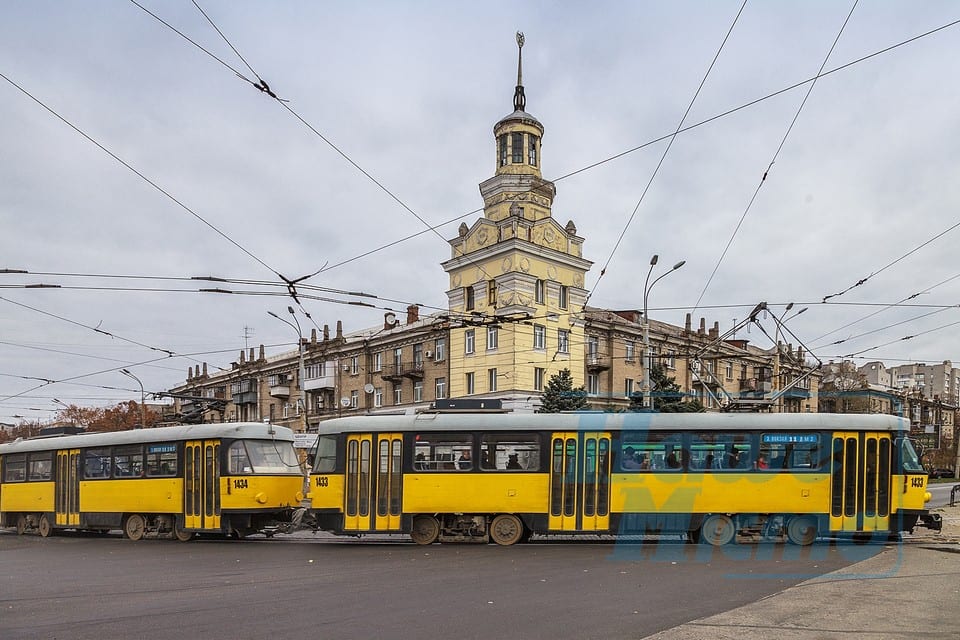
top-left (0, 530), bottom-right (887, 640)
top-left (928, 480), bottom-right (959, 508)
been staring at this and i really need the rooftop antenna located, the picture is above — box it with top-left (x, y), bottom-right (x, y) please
top-left (242, 325), bottom-right (255, 350)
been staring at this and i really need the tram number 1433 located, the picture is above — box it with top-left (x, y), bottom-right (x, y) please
top-left (315, 476), bottom-right (329, 487)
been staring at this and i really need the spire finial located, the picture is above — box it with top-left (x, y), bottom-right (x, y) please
top-left (513, 31), bottom-right (526, 112)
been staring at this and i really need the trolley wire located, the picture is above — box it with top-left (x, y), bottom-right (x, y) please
top-left (587, 0), bottom-right (747, 305)
top-left (691, 0), bottom-right (859, 314)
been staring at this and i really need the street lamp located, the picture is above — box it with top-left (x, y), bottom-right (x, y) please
top-left (120, 369), bottom-right (146, 428)
top-left (642, 255), bottom-right (685, 410)
top-left (269, 306), bottom-right (307, 433)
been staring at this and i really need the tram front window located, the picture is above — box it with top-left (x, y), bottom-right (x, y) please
top-left (229, 440), bottom-right (301, 474)
top-left (899, 438), bottom-right (924, 473)
top-left (312, 435), bottom-right (337, 473)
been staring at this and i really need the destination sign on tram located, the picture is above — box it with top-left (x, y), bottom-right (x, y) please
top-left (761, 433), bottom-right (818, 444)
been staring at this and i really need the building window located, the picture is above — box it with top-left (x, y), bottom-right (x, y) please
top-left (487, 326), bottom-right (498, 351)
top-left (528, 134), bottom-right (538, 166)
top-left (535, 279), bottom-right (545, 304)
top-left (373, 352), bottom-right (383, 372)
top-left (305, 363), bottom-right (325, 379)
top-left (499, 134), bottom-right (508, 167)
top-left (725, 361), bottom-right (734, 379)
top-left (413, 343), bottom-right (423, 366)
top-left (488, 368), bottom-right (498, 392)
top-left (625, 378), bottom-right (634, 397)
top-left (435, 338), bottom-right (445, 361)
top-left (534, 367), bottom-right (545, 392)
top-left (625, 341), bottom-right (635, 362)
top-left (465, 372), bottom-right (475, 395)
top-left (393, 347), bottom-right (403, 369)
top-left (465, 329), bottom-right (475, 355)
top-left (394, 386), bottom-right (402, 405)
top-left (533, 325), bottom-right (546, 350)
top-left (414, 380), bottom-right (423, 402)
top-left (587, 336), bottom-right (599, 358)
top-left (587, 373), bottom-right (599, 395)
top-left (558, 329), bottom-right (570, 354)
top-left (511, 132), bottom-right (523, 163)
top-left (465, 286), bottom-right (475, 311)
top-left (374, 387), bottom-right (383, 408)
top-left (350, 390), bottom-right (359, 408)
top-left (351, 356), bottom-right (359, 375)
top-left (665, 350), bottom-right (676, 370)
top-left (436, 377), bottom-right (446, 400)
top-left (558, 285), bottom-right (568, 310)
top-left (488, 279), bottom-right (497, 306)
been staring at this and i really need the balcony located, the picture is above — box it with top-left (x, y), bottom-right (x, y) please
top-left (739, 378), bottom-right (772, 393)
top-left (304, 375), bottom-right (335, 391)
top-left (232, 391), bottom-right (257, 406)
top-left (381, 362), bottom-right (425, 381)
top-left (269, 385), bottom-right (291, 398)
top-left (586, 353), bottom-right (611, 372)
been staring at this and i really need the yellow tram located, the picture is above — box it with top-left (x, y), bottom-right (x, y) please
top-left (0, 423), bottom-right (305, 540)
top-left (307, 411), bottom-right (937, 545)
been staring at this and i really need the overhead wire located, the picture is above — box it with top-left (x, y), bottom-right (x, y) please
top-left (586, 0), bottom-right (747, 305)
top-left (691, 0), bottom-right (859, 315)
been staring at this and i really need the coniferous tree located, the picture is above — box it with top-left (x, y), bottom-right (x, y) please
top-left (629, 365), bottom-right (705, 413)
top-left (539, 368), bottom-right (588, 413)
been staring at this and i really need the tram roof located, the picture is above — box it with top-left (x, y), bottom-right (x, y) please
top-left (0, 422), bottom-right (294, 454)
top-left (312, 412), bottom-right (910, 435)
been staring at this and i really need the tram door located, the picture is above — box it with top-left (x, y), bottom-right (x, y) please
top-left (344, 433), bottom-right (403, 532)
top-left (548, 432), bottom-right (611, 532)
top-left (55, 449), bottom-right (80, 526)
top-left (829, 432), bottom-right (891, 533)
top-left (184, 440), bottom-right (221, 531)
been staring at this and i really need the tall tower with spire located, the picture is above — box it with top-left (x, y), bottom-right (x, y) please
top-left (442, 33), bottom-right (593, 410)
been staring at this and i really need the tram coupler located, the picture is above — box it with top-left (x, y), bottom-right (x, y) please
top-left (918, 512), bottom-right (943, 532)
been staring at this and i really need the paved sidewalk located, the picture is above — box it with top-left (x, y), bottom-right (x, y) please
top-left (645, 505), bottom-right (960, 639)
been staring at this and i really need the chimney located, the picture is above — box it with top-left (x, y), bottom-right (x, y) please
top-left (336, 320), bottom-right (343, 339)
top-left (249, 348), bottom-right (255, 363)
top-left (685, 313), bottom-right (692, 332)
top-left (699, 318), bottom-right (706, 335)
top-left (202, 362), bottom-right (207, 376)
top-left (323, 324), bottom-right (330, 341)
top-left (407, 304), bottom-right (420, 325)
top-left (259, 344), bottom-right (265, 361)
top-left (188, 366), bottom-right (194, 380)
top-left (311, 328), bottom-right (317, 344)
top-left (239, 350), bottom-right (246, 364)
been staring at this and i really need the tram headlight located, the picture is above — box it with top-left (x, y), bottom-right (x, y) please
top-left (924, 491), bottom-right (932, 503)
top-left (255, 492), bottom-right (268, 504)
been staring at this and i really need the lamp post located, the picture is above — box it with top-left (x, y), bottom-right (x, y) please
top-left (642, 255), bottom-right (685, 410)
top-left (120, 369), bottom-right (146, 428)
top-left (269, 306), bottom-right (307, 433)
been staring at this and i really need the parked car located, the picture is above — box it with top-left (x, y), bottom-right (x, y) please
top-left (927, 468), bottom-right (956, 479)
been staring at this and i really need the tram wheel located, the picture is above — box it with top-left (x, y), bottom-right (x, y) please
top-left (700, 514), bottom-right (735, 546)
top-left (410, 515), bottom-right (440, 545)
top-left (38, 514), bottom-right (53, 538)
top-left (786, 516), bottom-right (818, 546)
top-left (490, 514), bottom-right (524, 546)
top-left (16, 514), bottom-right (27, 535)
top-left (172, 521), bottom-right (194, 542)
top-left (124, 514), bottom-right (146, 541)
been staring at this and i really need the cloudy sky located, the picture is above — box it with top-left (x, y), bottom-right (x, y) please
top-left (2, 1), bottom-right (959, 422)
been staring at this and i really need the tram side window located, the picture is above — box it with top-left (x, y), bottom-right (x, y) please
top-left (758, 434), bottom-right (819, 471)
top-left (3, 454), bottom-right (26, 482)
top-left (899, 438), bottom-right (924, 472)
top-left (313, 435), bottom-right (338, 473)
top-left (28, 452), bottom-right (53, 481)
top-left (688, 433), bottom-right (751, 470)
top-left (84, 448), bottom-right (111, 479)
top-left (145, 444), bottom-right (178, 477)
top-left (413, 433), bottom-right (472, 471)
top-left (620, 431), bottom-right (685, 471)
top-left (480, 433), bottom-right (540, 471)
top-left (113, 445), bottom-right (144, 478)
